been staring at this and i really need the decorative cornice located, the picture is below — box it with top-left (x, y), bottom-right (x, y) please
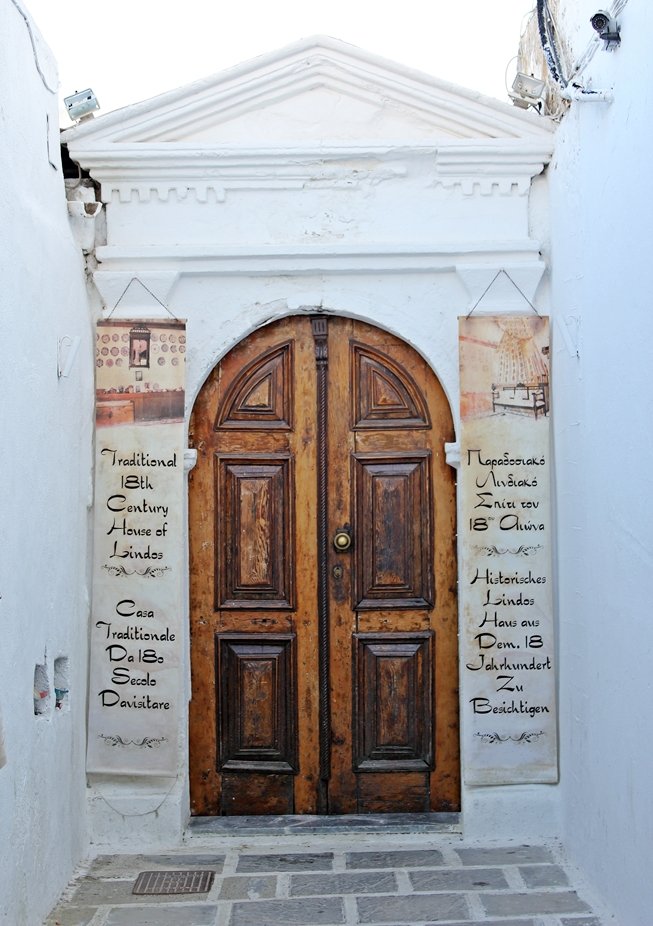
top-left (434, 144), bottom-right (551, 196)
top-left (67, 141), bottom-right (552, 204)
top-left (92, 243), bottom-right (545, 280)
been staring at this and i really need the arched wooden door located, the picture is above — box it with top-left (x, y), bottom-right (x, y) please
top-left (189, 315), bottom-right (459, 815)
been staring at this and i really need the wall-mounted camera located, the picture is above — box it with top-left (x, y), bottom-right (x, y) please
top-left (590, 10), bottom-right (621, 49)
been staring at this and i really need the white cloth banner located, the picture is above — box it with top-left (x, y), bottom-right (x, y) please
top-left (459, 315), bottom-right (558, 785)
top-left (87, 319), bottom-right (186, 776)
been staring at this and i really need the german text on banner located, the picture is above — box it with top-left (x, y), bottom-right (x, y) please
top-left (87, 319), bottom-right (186, 776)
top-left (459, 316), bottom-right (558, 785)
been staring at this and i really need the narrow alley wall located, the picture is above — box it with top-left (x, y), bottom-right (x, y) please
top-left (548, 2), bottom-right (653, 923)
top-left (0, 3), bottom-right (93, 923)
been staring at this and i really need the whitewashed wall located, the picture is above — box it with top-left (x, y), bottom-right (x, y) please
top-left (0, 4), bottom-right (93, 923)
top-left (548, 2), bottom-right (653, 923)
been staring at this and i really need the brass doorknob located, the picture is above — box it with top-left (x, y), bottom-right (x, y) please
top-left (333, 529), bottom-right (352, 552)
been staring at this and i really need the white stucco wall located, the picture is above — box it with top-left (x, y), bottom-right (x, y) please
top-left (549, 2), bottom-right (653, 923)
top-left (0, 3), bottom-right (93, 923)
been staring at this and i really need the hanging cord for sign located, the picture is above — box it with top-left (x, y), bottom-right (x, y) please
top-left (466, 269), bottom-right (541, 317)
top-left (94, 774), bottom-right (179, 818)
top-left (106, 277), bottom-right (179, 320)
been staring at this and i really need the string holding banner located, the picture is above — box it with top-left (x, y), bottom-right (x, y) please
top-left (466, 269), bottom-right (541, 318)
top-left (106, 277), bottom-right (179, 320)
top-left (94, 774), bottom-right (179, 817)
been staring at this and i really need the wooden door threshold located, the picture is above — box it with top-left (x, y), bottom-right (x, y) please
top-left (187, 812), bottom-right (460, 838)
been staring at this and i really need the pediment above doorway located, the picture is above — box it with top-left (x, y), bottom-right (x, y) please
top-left (63, 36), bottom-right (552, 300)
top-left (63, 35), bottom-right (553, 149)
top-left (62, 36), bottom-right (554, 209)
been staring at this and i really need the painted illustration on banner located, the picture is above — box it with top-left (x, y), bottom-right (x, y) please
top-left (88, 319), bottom-right (186, 776)
top-left (96, 321), bottom-right (185, 428)
top-left (459, 315), bottom-right (557, 786)
top-left (460, 316), bottom-right (549, 423)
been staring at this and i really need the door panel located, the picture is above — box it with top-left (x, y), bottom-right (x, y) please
top-left (218, 634), bottom-right (297, 772)
top-left (353, 632), bottom-right (433, 772)
top-left (352, 453), bottom-right (432, 609)
top-left (189, 315), bottom-right (459, 816)
top-left (216, 340), bottom-right (294, 429)
top-left (352, 342), bottom-right (430, 428)
top-left (216, 455), bottom-right (294, 608)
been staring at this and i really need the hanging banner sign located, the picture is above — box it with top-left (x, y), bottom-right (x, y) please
top-left (87, 319), bottom-right (186, 776)
top-left (459, 315), bottom-right (557, 785)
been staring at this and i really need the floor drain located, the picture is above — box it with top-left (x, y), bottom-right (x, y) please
top-left (132, 870), bottom-right (215, 895)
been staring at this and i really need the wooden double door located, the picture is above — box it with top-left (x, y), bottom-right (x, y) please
top-left (189, 315), bottom-right (459, 815)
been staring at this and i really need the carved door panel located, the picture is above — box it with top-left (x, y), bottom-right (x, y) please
top-left (189, 315), bottom-right (459, 815)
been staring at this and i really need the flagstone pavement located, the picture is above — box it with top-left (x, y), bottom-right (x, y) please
top-left (45, 833), bottom-right (610, 926)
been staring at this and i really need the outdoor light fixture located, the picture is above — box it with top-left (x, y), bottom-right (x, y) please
top-left (509, 72), bottom-right (546, 109)
top-left (590, 10), bottom-right (621, 49)
top-left (64, 88), bottom-right (100, 121)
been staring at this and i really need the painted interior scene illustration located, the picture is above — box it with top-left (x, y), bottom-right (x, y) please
top-left (460, 315), bottom-right (550, 422)
top-left (95, 319), bottom-right (186, 427)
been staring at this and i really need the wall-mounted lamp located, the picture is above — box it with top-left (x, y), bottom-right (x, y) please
top-left (64, 88), bottom-right (100, 122)
top-left (590, 10), bottom-right (621, 49)
top-left (509, 72), bottom-right (546, 110)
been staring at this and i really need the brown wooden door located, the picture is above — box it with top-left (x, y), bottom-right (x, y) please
top-left (189, 315), bottom-right (459, 815)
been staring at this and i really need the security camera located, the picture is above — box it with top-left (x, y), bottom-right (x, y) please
top-left (590, 10), bottom-right (611, 32)
top-left (590, 10), bottom-right (621, 48)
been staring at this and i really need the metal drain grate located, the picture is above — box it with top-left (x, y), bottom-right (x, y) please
top-left (132, 869), bottom-right (215, 895)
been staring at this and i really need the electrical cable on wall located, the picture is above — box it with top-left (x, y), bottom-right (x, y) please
top-left (9, 0), bottom-right (57, 94)
top-left (537, 0), bottom-right (630, 92)
top-left (536, 0), bottom-right (568, 87)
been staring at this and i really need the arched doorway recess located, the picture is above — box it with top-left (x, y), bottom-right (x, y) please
top-left (188, 314), bottom-right (459, 815)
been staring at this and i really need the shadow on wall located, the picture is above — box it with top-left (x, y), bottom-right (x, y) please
top-left (0, 703), bottom-right (5, 768)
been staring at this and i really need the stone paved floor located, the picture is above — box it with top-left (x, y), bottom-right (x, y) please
top-left (45, 837), bottom-right (608, 926)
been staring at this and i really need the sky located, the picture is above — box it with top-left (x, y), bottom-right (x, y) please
top-left (24, 0), bottom-right (537, 122)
